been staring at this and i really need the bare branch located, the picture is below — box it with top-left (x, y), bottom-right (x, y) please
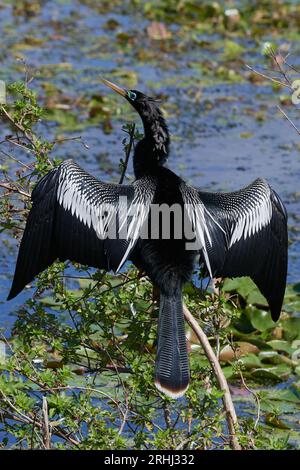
top-left (270, 51), bottom-right (292, 86)
top-left (119, 123), bottom-right (135, 184)
top-left (0, 105), bottom-right (38, 147)
top-left (245, 64), bottom-right (292, 90)
top-left (0, 182), bottom-right (30, 198)
top-left (53, 135), bottom-right (90, 150)
top-left (277, 105), bottom-right (300, 135)
top-left (183, 303), bottom-right (241, 451)
top-left (42, 397), bottom-right (51, 449)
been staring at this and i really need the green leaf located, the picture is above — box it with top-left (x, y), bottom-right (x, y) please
top-left (282, 318), bottom-right (300, 340)
top-left (252, 364), bottom-right (291, 381)
top-left (265, 414), bottom-right (290, 430)
top-left (223, 277), bottom-right (268, 306)
top-left (267, 340), bottom-right (293, 354)
top-left (247, 307), bottom-right (275, 331)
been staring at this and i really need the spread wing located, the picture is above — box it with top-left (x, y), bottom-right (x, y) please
top-left (8, 159), bottom-right (156, 300)
top-left (182, 179), bottom-right (288, 321)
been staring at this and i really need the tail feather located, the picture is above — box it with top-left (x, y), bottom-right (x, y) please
top-left (155, 291), bottom-right (189, 398)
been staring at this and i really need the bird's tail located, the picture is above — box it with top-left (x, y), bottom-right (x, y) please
top-left (155, 289), bottom-right (189, 398)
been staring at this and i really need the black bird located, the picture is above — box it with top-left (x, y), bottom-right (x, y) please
top-left (7, 79), bottom-right (288, 398)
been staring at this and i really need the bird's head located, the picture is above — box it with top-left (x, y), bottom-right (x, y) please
top-left (102, 78), bottom-right (169, 164)
top-left (102, 78), bottom-right (157, 113)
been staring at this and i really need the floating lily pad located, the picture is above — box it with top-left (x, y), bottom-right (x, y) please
top-left (247, 307), bottom-right (275, 332)
top-left (252, 364), bottom-right (291, 381)
top-left (265, 413), bottom-right (290, 430)
top-left (219, 342), bottom-right (259, 363)
top-left (223, 277), bottom-right (268, 307)
top-left (282, 318), bottom-right (300, 341)
top-left (240, 353), bottom-right (262, 368)
top-left (259, 351), bottom-right (279, 360)
top-left (267, 340), bottom-right (294, 354)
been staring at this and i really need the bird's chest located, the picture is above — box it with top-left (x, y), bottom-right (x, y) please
top-left (132, 170), bottom-right (196, 282)
top-left (152, 171), bottom-right (183, 205)
top-left (148, 177), bottom-right (184, 240)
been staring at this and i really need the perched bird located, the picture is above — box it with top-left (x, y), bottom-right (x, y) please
top-left (7, 79), bottom-right (288, 398)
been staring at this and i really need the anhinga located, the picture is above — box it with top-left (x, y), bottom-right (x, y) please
top-left (7, 79), bottom-right (288, 399)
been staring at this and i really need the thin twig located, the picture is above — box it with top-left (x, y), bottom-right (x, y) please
top-left (0, 106), bottom-right (38, 147)
top-left (284, 60), bottom-right (300, 75)
top-left (277, 105), bottom-right (300, 135)
top-left (183, 303), bottom-right (241, 450)
top-left (118, 405), bottom-right (129, 436)
top-left (239, 369), bottom-right (261, 431)
top-left (0, 182), bottom-right (30, 198)
top-left (175, 437), bottom-right (192, 450)
top-left (229, 337), bottom-right (261, 433)
top-left (30, 411), bottom-right (38, 450)
top-left (53, 135), bottom-right (90, 150)
top-left (245, 64), bottom-right (292, 89)
top-left (119, 123), bottom-right (135, 184)
top-left (271, 52), bottom-right (292, 86)
top-left (39, 385), bottom-right (122, 409)
top-left (42, 397), bottom-right (51, 449)
top-left (0, 365), bottom-right (79, 447)
top-left (0, 146), bottom-right (33, 168)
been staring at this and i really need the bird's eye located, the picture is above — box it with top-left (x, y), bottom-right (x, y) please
top-left (128, 91), bottom-right (137, 101)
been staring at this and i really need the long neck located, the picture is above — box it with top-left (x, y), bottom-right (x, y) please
top-left (133, 103), bottom-right (170, 178)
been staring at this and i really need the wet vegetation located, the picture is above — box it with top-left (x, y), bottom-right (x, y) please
top-left (0, 0), bottom-right (300, 450)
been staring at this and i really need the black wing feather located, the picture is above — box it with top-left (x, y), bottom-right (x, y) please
top-left (7, 172), bottom-right (58, 300)
top-left (8, 159), bottom-right (155, 300)
top-left (198, 179), bottom-right (288, 321)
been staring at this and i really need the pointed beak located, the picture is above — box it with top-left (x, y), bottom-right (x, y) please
top-left (101, 78), bottom-right (127, 97)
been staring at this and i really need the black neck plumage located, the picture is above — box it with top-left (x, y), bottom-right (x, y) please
top-left (133, 102), bottom-right (170, 178)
